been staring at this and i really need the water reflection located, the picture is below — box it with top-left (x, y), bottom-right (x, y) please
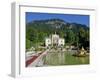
top-left (34, 50), bottom-right (89, 67)
top-left (42, 50), bottom-right (89, 66)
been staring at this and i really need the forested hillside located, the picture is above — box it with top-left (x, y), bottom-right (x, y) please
top-left (26, 19), bottom-right (89, 50)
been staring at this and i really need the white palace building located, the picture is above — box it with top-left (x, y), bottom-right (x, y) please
top-left (45, 32), bottom-right (65, 47)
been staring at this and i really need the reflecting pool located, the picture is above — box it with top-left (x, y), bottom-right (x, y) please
top-left (42, 50), bottom-right (89, 66)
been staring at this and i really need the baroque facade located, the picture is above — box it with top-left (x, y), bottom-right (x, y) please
top-left (45, 32), bottom-right (65, 47)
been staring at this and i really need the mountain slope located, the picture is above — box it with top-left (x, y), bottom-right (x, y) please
top-left (26, 18), bottom-right (89, 50)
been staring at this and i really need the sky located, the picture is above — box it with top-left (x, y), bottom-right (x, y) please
top-left (26, 12), bottom-right (89, 26)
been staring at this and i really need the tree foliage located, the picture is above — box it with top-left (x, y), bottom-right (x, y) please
top-left (26, 19), bottom-right (89, 50)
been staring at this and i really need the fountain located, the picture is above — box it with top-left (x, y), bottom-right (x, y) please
top-left (73, 47), bottom-right (88, 57)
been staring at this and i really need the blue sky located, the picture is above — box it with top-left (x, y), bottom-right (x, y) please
top-left (26, 12), bottom-right (89, 26)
